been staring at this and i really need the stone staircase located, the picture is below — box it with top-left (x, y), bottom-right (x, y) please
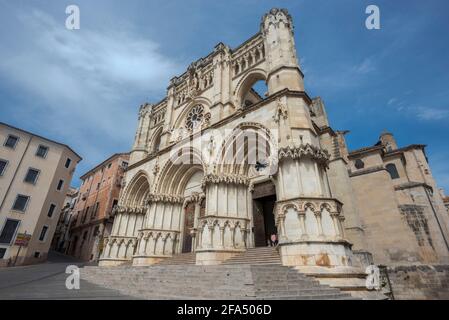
top-left (80, 264), bottom-right (356, 300)
top-left (223, 247), bottom-right (281, 265)
top-left (155, 252), bottom-right (196, 265)
top-left (290, 264), bottom-right (389, 300)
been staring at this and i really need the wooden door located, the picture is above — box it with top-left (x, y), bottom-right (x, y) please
top-left (182, 202), bottom-right (195, 253)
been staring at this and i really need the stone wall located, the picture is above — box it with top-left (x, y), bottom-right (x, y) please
top-left (387, 265), bottom-right (449, 299)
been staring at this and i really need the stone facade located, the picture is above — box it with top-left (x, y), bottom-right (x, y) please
top-left (68, 153), bottom-right (129, 261)
top-left (386, 265), bottom-right (449, 299)
top-left (99, 8), bottom-right (449, 277)
top-left (50, 187), bottom-right (78, 254)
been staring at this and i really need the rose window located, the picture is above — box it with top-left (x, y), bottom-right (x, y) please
top-left (185, 105), bottom-right (204, 130)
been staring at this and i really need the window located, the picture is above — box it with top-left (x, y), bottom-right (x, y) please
top-left (12, 195), bottom-right (30, 212)
top-left (386, 163), bottom-right (400, 179)
top-left (91, 202), bottom-right (99, 220)
top-left (34, 251), bottom-right (41, 258)
top-left (354, 159), bottom-right (365, 169)
top-left (65, 158), bottom-right (72, 169)
top-left (108, 163), bottom-right (112, 169)
top-left (0, 248), bottom-right (6, 259)
top-left (82, 207), bottom-right (89, 223)
top-left (47, 204), bottom-right (56, 218)
top-left (0, 219), bottom-right (20, 244)
top-left (38, 226), bottom-right (48, 241)
top-left (36, 145), bottom-right (49, 158)
top-left (4, 135), bottom-right (19, 149)
top-left (56, 179), bottom-right (64, 191)
top-left (24, 168), bottom-right (40, 184)
top-left (97, 182), bottom-right (100, 190)
top-left (0, 159), bottom-right (7, 176)
top-left (122, 161), bottom-right (129, 169)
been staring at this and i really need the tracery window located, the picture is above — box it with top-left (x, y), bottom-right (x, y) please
top-left (185, 105), bottom-right (204, 130)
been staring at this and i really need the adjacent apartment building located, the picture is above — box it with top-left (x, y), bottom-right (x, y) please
top-left (68, 153), bottom-right (129, 261)
top-left (0, 122), bottom-right (81, 266)
top-left (50, 187), bottom-right (79, 254)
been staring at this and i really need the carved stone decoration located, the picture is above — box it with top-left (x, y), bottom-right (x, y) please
top-left (185, 104), bottom-right (204, 131)
top-left (261, 8), bottom-right (293, 35)
top-left (278, 144), bottom-right (330, 167)
top-left (207, 135), bottom-right (216, 155)
top-left (152, 158), bottom-right (160, 176)
top-left (116, 205), bottom-right (147, 215)
top-left (202, 112), bottom-right (211, 129)
top-left (273, 97), bottom-right (288, 123)
top-left (201, 173), bottom-right (251, 189)
top-left (146, 193), bottom-right (184, 205)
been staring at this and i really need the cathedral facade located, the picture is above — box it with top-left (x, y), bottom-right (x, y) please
top-left (99, 9), bottom-right (449, 271)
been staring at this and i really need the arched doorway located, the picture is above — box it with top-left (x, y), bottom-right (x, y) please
top-left (182, 202), bottom-right (195, 253)
top-left (252, 181), bottom-right (277, 247)
top-left (181, 170), bottom-right (204, 253)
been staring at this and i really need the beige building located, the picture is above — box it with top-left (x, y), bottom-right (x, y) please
top-left (0, 122), bottom-right (81, 266)
top-left (68, 153), bottom-right (129, 262)
top-left (98, 8), bottom-right (449, 274)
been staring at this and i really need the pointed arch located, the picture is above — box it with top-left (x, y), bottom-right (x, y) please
top-left (155, 147), bottom-right (206, 196)
top-left (149, 126), bottom-right (163, 153)
top-left (233, 68), bottom-right (268, 108)
top-left (171, 96), bottom-right (212, 131)
top-left (121, 170), bottom-right (151, 207)
top-left (215, 122), bottom-right (278, 176)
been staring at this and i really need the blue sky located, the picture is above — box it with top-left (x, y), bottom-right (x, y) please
top-left (1, 0), bottom-right (448, 192)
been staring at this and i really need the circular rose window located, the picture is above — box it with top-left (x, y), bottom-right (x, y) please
top-left (185, 105), bottom-right (204, 130)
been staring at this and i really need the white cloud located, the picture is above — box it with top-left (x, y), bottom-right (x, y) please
top-left (412, 106), bottom-right (449, 121)
top-left (352, 57), bottom-right (376, 74)
top-left (387, 98), bottom-right (397, 105)
top-left (0, 8), bottom-right (181, 180)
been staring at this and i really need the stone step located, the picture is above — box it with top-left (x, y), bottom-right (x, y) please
top-left (80, 263), bottom-right (358, 300)
top-left (223, 247), bottom-right (281, 265)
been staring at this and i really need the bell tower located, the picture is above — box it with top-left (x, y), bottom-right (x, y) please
top-left (261, 8), bottom-right (304, 95)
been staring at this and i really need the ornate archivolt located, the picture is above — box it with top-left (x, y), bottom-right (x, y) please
top-left (214, 122), bottom-right (279, 176)
top-left (153, 147), bottom-right (205, 196)
top-left (120, 170), bottom-right (151, 207)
